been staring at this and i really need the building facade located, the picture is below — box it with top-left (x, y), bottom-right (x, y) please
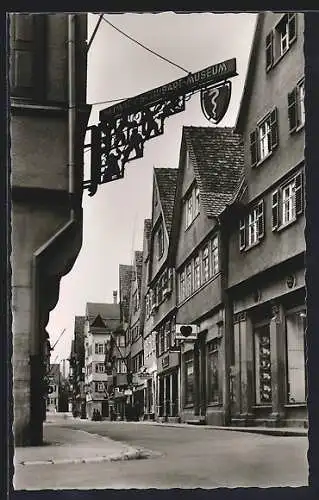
top-left (84, 299), bottom-right (123, 419)
top-left (145, 168), bottom-right (180, 422)
top-left (69, 316), bottom-right (86, 418)
top-left (169, 127), bottom-right (243, 426)
top-left (10, 13), bottom-right (90, 445)
top-left (227, 12), bottom-right (306, 428)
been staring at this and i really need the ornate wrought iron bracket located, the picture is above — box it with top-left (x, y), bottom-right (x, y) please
top-left (83, 58), bottom-right (237, 197)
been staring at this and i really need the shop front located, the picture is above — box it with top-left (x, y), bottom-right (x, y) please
top-left (157, 351), bottom-right (180, 422)
top-left (231, 273), bottom-right (307, 428)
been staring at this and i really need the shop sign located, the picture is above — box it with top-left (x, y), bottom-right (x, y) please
top-left (175, 324), bottom-right (199, 341)
top-left (83, 58), bottom-right (236, 197)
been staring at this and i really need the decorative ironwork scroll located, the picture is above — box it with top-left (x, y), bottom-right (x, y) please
top-left (83, 58), bottom-right (237, 197)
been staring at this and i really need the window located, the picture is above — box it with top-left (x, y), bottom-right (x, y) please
top-left (202, 246), bottom-right (209, 283)
top-left (250, 109), bottom-right (278, 166)
top-left (157, 224), bottom-right (164, 259)
top-left (160, 327), bottom-right (165, 355)
top-left (186, 263), bottom-right (192, 297)
top-left (95, 382), bottom-right (105, 392)
top-left (185, 193), bottom-right (193, 228)
top-left (116, 335), bottom-right (125, 347)
top-left (133, 290), bottom-right (139, 313)
top-left (194, 186), bottom-right (200, 216)
top-left (194, 255), bottom-right (201, 290)
top-left (185, 184), bottom-right (200, 228)
top-left (185, 355), bottom-right (194, 405)
top-left (266, 13), bottom-right (297, 71)
top-left (95, 343), bottom-right (104, 355)
top-left (179, 270), bottom-right (185, 302)
top-left (239, 200), bottom-right (264, 251)
top-left (286, 311), bottom-right (306, 404)
top-left (157, 276), bottom-right (163, 304)
top-left (95, 363), bottom-right (104, 373)
top-left (207, 340), bottom-right (220, 403)
top-left (116, 359), bottom-right (127, 373)
top-left (272, 172), bottom-right (304, 230)
top-left (288, 79), bottom-right (305, 133)
top-left (254, 324), bottom-right (272, 405)
top-left (164, 321), bottom-right (171, 351)
top-left (211, 236), bottom-right (219, 276)
top-left (10, 14), bottom-right (46, 100)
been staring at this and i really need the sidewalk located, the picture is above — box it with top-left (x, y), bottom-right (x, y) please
top-left (94, 419), bottom-right (308, 437)
top-left (14, 417), bottom-right (155, 467)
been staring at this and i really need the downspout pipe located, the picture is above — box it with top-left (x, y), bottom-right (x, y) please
top-left (31, 13), bottom-right (78, 356)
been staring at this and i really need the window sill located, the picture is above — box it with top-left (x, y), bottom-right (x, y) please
top-left (276, 218), bottom-right (297, 232)
top-left (267, 38), bottom-right (297, 72)
top-left (252, 405), bottom-right (272, 409)
top-left (243, 240), bottom-right (261, 252)
top-left (284, 403), bottom-right (307, 408)
top-left (254, 151), bottom-right (274, 168)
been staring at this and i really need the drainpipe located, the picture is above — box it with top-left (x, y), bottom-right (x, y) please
top-left (29, 14), bottom-right (79, 444)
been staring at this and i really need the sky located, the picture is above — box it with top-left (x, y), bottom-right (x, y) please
top-left (47, 11), bottom-right (257, 368)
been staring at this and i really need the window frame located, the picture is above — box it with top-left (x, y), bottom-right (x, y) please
top-left (272, 171), bottom-right (304, 231)
top-left (211, 236), bottom-right (219, 277)
top-left (239, 200), bottom-right (265, 251)
top-left (265, 13), bottom-right (297, 72)
top-left (288, 78), bottom-right (305, 134)
top-left (250, 109), bottom-right (279, 167)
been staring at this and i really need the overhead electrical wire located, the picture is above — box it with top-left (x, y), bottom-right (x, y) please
top-left (98, 14), bottom-right (191, 75)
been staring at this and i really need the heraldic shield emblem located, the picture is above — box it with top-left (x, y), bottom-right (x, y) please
top-left (200, 81), bottom-right (232, 124)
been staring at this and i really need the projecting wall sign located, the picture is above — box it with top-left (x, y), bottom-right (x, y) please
top-left (84, 58), bottom-right (237, 197)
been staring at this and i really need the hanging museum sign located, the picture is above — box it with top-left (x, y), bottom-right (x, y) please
top-left (83, 58), bottom-right (237, 197)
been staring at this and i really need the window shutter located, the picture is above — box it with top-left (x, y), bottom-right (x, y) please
top-left (270, 108), bottom-right (279, 150)
top-left (288, 13), bottom-right (297, 45)
top-left (250, 130), bottom-right (258, 167)
top-left (288, 88), bottom-right (297, 133)
top-left (239, 218), bottom-right (246, 250)
top-left (272, 190), bottom-right (279, 230)
top-left (10, 14), bottom-right (46, 100)
top-left (257, 200), bottom-right (265, 239)
top-left (295, 171), bottom-right (304, 215)
top-left (265, 31), bottom-right (274, 71)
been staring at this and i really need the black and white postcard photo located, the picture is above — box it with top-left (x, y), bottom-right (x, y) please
top-left (8, 10), bottom-right (314, 492)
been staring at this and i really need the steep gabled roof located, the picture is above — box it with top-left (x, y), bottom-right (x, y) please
top-left (184, 126), bottom-right (244, 217)
top-left (86, 302), bottom-right (120, 331)
top-left (235, 13), bottom-right (262, 133)
top-left (134, 250), bottom-right (143, 294)
top-left (119, 264), bottom-right (133, 323)
top-left (154, 168), bottom-right (178, 235)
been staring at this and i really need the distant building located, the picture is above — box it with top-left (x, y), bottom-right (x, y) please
top-left (84, 299), bottom-right (123, 419)
top-left (47, 364), bottom-right (61, 412)
top-left (146, 168), bottom-right (179, 422)
top-left (69, 316), bottom-right (86, 417)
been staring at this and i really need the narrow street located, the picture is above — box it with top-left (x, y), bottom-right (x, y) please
top-left (14, 415), bottom-right (308, 490)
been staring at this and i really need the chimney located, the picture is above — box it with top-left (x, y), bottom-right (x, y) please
top-left (113, 290), bottom-right (118, 304)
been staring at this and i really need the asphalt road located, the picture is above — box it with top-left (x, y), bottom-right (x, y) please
top-left (15, 419), bottom-right (308, 489)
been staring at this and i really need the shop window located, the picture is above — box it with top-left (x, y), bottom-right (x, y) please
top-left (286, 311), bottom-right (306, 404)
top-left (288, 78), bottom-right (305, 133)
top-left (254, 324), bottom-right (272, 405)
top-left (207, 339), bottom-right (220, 403)
top-left (250, 109), bottom-right (278, 166)
top-left (185, 354), bottom-right (194, 405)
top-left (272, 171), bottom-right (304, 230)
top-left (266, 13), bottom-right (297, 71)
